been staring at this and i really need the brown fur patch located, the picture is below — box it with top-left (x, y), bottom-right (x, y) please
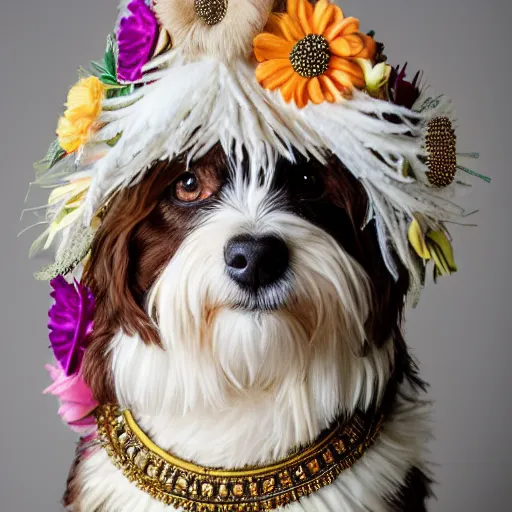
top-left (62, 450), bottom-right (82, 509)
top-left (82, 149), bottom-right (227, 403)
top-left (321, 158), bottom-right (410, 349)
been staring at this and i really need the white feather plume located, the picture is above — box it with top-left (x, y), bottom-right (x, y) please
top-left (58, 52), bottom-right (467, 287)
top-left (34, 32), bottom-right (470, 291)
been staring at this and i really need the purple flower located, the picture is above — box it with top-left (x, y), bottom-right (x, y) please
top-left (391, 63), bottom-right (422, 109)
top-left (117, 0), bottom-right (159, 83)
top-left (48, 276), bottom-right (95, 376)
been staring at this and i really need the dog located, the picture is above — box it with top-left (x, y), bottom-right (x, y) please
top-left (62, 146), bottom-right (432, 511)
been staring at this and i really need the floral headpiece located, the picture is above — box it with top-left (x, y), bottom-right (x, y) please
top-left (28, 0), bottom-right (489, 299)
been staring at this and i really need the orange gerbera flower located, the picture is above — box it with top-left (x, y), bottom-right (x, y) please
top-left (253, 0), bottom-right (377, 107)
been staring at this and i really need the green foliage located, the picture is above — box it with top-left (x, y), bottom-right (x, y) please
top-left (34, 225), bottom-right (96, 280)
top-left (106, 132), bottom-right (123, 147)
top-left (91, 34), bottom-right (134, 98)
top-left (106, 84), bottom-right (134, 99)
top-left (91, 34), bottom-right (118, 84)
top-left (34, 139), bottom-right (66, 176)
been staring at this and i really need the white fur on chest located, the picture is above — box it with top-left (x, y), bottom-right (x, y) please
top-left (74, 380), bottom-right (430, 512)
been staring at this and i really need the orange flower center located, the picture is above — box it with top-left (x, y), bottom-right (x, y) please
top-left (289, 34), bottom-right (331, 78)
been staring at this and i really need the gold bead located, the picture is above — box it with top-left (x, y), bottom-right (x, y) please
top-left (218, 483), bottom-right (229, 498)
top-left (134, 450), bottom-right (149, 469)
top-left (174, 476), bottom-right (189, 495)
top-left (262, 478), bottom-right (275, 494)
top-left (118, 431), bottom-right (130, 446)
top-left (201, 482), bottom-right (214, 497)
top-left (279, 471), bottom-right (292, 488)
top-left (146, 464), bottom-right (159, 479)
top-left (295, 466), bottom-right (307, 481)
top-left (125, 445), bottom-right (138, 459)
top-left (233, 483), bottom-right (245, 497)
top-left (158, 464), bottom-right (171, 483)
top-left (307, 459), bottom-right (320, 474)
top-left (189, 479), bottom-right (200, 497)
top-left (323, 449), bottom-right (334, 464)
top-left (333, 439), bottom-right (345, 454)
top-left (249, 482), bottom-right (259, 497)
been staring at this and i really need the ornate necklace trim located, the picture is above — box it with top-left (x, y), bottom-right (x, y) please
top-left (96, 404), bottom-right (384, 511)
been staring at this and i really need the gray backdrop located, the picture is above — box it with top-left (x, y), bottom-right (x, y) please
top-left (1, 0), bottom-right (510, 510)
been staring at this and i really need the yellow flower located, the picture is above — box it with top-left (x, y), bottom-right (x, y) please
top-left (48, 177), bottom-right (91, 209)
top-left (253, 0), bottom-right (377, 107)
top-left (56, 117), bottom-right (93, 155)
top-left (44, 177), bottom-right (92, 250)
top-left (408, 217), bottom-right (458, 279)
top-left (56, 77), bottom-right (105, 154)
top-left (408, 218), bottom-right (431, 260)
top-left (426, 230), bottom-right (458, 279)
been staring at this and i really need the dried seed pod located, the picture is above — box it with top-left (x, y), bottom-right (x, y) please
top-left (194, 0), bottom-right (228, 26)
top-left (425, 116), bottom-right (457, 187)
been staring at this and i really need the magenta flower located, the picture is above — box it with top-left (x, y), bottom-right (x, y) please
top-left (48, 276), bottom-right (95, 376)
top-left (44, 364), bottom-right (98, 434)
top-left (117, 0), bottom-right (159, 83)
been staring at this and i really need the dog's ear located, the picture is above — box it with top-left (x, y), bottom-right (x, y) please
top-left (82, 163), bottom-right (172, 402)
top-left (324, 158), bottom-right (410, 349)
top-left (80, 147), bottom-right (226, 402)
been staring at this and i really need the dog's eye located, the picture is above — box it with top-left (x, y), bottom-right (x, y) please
top-left (300, 172), bottom-right (318, 188)
top-left (173, 172), bottom-right (214, 203)
top-left (292, 167), bottom-right (324, 199)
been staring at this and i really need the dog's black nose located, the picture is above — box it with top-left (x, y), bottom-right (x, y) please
top-left (224, 234), bottom-right (289, 289)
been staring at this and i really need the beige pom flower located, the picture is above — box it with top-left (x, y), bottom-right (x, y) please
top-left (153, 0), bottom-right (276, 61)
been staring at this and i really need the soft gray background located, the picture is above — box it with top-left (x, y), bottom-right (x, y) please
top-left (1, 0), bottom-right (510, 510)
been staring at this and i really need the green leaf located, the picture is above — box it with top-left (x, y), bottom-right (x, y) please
top-left (106, 132), bottom-right (123, 147)
top-left (90, 34), bottom-right (119, 85)
top-left (34, 139), bottom-right (66, 175)
top-left (90, 60), bottom-right (108, 77)
top-left (104, 34), bottom-right (118, 78)
top-left (100, 74), bottom-right (120, 86)
top-left (117, 85), bottom-right (134, 97)
top-left (106, 84), bottom-right (134, 99)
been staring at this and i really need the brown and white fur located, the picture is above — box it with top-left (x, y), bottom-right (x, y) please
top-left (64, 146), bottom-right (432, 511)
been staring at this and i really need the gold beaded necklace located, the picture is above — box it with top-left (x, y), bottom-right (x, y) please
top-left (96, 404), bottom-right (384, 511)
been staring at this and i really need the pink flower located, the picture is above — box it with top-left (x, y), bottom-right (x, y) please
top-left (44, 363), bottom-right (98, 434)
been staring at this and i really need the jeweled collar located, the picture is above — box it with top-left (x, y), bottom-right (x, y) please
top-left (96, 404), bottom-right (385, 511)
